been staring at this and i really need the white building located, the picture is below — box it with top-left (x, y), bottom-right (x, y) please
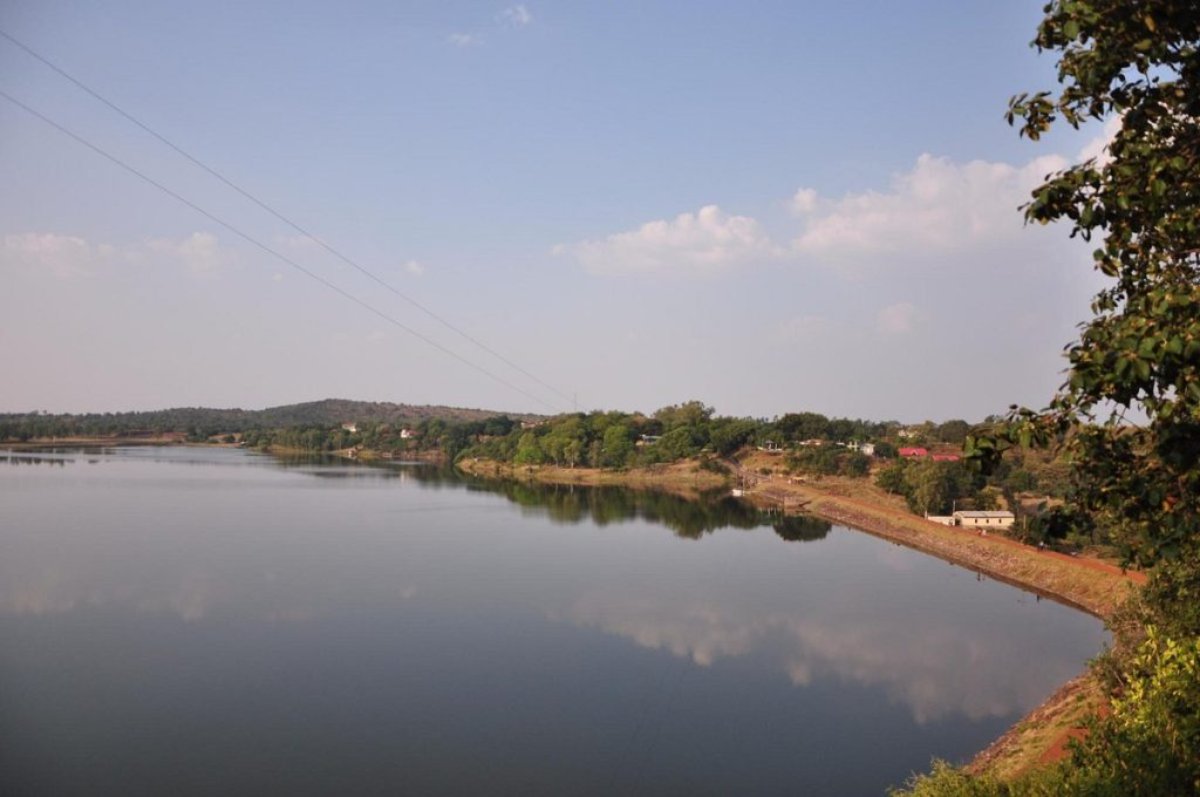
top-left (952, 511), bottom-right (1015, 529)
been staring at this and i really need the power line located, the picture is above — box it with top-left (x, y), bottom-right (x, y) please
top-left (0, 27), bottom-right (577, 407)
top-left (0, 88), bottom-right (567, 413)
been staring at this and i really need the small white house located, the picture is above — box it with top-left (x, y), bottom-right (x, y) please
top-left (341, 422), bottom-right (358, 433)
top-left (399, 428), bottom-right (416, 440)
top-left (953, 511), bottom-right (1015, 529)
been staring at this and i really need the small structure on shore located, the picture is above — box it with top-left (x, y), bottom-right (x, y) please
top-left (953, 510), bottom-right (1015, 529)
top-left (925, 510), bottom-right (1015, 529)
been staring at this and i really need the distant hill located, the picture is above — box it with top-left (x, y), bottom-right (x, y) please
top-left (0, 398), bottom-right (543, 439)
top-left (248, 399), bottom-right (542, 428)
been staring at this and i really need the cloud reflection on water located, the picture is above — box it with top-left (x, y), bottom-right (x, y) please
top-left (564, 586), bottom-right (1089, 725)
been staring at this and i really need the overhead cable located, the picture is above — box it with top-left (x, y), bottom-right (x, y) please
top-left (0, 28), bottom-right (577, 407)
top-left (0, 88), bottom-right (566, 413)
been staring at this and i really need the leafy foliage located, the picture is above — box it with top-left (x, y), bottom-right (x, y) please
top-left (874, 458), bottom-right (980, 515)
top-left (902, 1), bottom-right (1200, 793)
top-left (976, 0), bottom-right (1200, 572)
top-left (462, 402), bottom-right (912, 472)
top-left (896, 631), bottom-right (1200, 797)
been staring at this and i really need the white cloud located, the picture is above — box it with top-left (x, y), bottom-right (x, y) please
top-left (1077, 115), bottom-right (1121, 166)
top-left (452, 4), bottom-right (531, 46)
top-left (3, 231), bottom-right (227, 278)
top-left (3, 232), bottom-right (100, 279)
top-left (554, 204), bottom-right (779, 275)
top-left (792, 152), bottom-right (1069, 261)
top-left (876, 302), bottom-right (918, 335)
top-left (146, 231), bottom-right (223, 273)
top-left (557, 124), bottom-right (1117, 282)
top-left (502, 4), bottom-right (532, 27)
top-left (790, 187), bottom-right (818, 215)
top-left (404, 259), bottom-right (425, 277)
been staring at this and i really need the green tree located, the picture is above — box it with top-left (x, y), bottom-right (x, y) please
top-left (601, 424), bottom-right (634, 468)
top-left (935, 419), bottom-right (971, 445)
top-left (709, 418), bottom-right (758, 457)
top-left (563, 437), bottom-right (584, 468)
top-left (840, 452), bottom-right (872, 478)
top-left (1067, 629), bottom-right (1200, 795)
top-left (774, 412), bottom-right (830, 442)
top-left (653, 400), bottom-right (714, 431)
top-left (655, 426), bottom-right (703, 460)
top-left (896, 3), bottom-right (1200, 794)
top-left (983, 0), bottom-right (1200, 584)
top-left (903, 459), bottom-right (973, 516)
top-left (786, 446), bottom-right (840, 476)
top-left (876, 460), bottom-right (908, 494)
top-left (905, 459), bottom-right (949, 516)
top-left (513, 432), bottom-right (545, 466)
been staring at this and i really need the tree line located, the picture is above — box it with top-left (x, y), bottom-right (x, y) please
top-left (461, 400), bottom-right (932, 469)
top-left (0, 399), bottom-right (537, 442)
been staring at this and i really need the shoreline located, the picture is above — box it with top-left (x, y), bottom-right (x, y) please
top-left (459, 456), bottom-right (1142, 618)
top-left (458, 454), bottom-right (1143, 779)
top-left (455, 457), bottom-right (729, 497)
top-left (747, 481), bottom-right (1142, 619)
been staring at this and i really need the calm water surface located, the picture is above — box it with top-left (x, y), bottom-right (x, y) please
top-left (0, 447), bottom-right (1107, 796)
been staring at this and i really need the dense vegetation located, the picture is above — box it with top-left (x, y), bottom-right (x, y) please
top-left (0, 399), bottom-right (535, 444)
top-left (873, 450), bottom-right (1079, 544)
top-left (900, 1), bottom-right (1200, 793)
top-left (459, 400), bottom-right (950, 468)
top-left (462, 402), bottom-right (1088, 542)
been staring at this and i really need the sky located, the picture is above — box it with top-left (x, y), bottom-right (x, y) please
top-left (0, 1), bottom-right (1115, 422)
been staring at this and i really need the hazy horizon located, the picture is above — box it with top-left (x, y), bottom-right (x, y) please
top-left (0, 394), bottom-right (977, 426)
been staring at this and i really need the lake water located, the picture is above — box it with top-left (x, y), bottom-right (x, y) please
top-left (0, 447), bottom-right (1107, 795)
